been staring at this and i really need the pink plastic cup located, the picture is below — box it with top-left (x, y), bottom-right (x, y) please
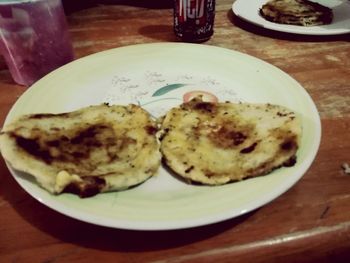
top-left (0, 0), bottom-right (74, 86)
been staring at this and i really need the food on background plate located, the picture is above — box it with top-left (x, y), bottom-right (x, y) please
top-left (0, 104), bottom-right (161, 197)
top-left (159, 96), bottom-right (301, 185)
top-left (259, 0), bottom-right (333, 26)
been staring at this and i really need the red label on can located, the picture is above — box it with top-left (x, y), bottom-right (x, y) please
top-left (174, 0), bottom-right (215, 42)
top-left (178, 0), bottom-right (206, 24)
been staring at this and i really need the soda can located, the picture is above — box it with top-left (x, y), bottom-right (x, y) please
top-left (174, 0), bottom-right (216, 42)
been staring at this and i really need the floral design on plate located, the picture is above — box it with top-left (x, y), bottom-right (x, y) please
top-left (104, 71), bottom-right (241, 117)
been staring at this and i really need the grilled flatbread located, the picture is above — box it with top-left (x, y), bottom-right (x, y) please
top-left (159, 97), bottom-right (301, 185)
top-left (0, 104), bottom-right (161, 197)
top-left (260, 0), bottom-right (333, 26)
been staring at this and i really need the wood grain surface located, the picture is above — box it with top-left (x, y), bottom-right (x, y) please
top-left (1, 0), bottom-right (350, 262)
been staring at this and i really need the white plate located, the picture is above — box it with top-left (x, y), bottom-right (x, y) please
top-left (4, 43), bottom-right (321, 230)
top-left (232, 0), bottom-right (350, 35)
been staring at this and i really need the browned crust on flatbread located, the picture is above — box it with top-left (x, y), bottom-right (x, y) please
top-left (159, 97), bottom-right (301, 185)
top-left (0, 104), bottom-right (161, 197)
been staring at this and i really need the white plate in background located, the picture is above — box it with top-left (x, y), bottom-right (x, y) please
top-left (232, 0), bottom-right (350, 35)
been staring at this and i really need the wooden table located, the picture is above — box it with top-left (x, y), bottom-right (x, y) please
top-left (1, 0), bottom-right (350, 262)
